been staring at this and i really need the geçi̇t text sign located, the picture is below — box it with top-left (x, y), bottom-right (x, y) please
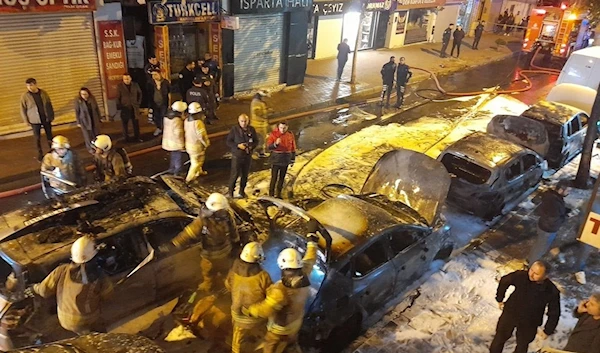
top-left (231, 0), bottom-right (312, 14)
top-left (148, 0), bottom-right (219, 24)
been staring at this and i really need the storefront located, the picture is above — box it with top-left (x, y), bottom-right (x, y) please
top-left (222, 0), bottom-right (312, 94)
top-left (434, 0), bottom-right (461, 42)
top-left (384, 0), bottom-right (444, 48)
top-left (0, 0), bottom-right (104, 135)
top-left (147, 0), bottom-right (221, 80)
top-left (363, 0), bottom-right (392, 50)
top-left (308, 0), bottom-right (361, 59)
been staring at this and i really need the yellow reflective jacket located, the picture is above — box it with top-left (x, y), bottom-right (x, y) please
top-left (162, 116), bottom-right (185, 151)
top-left (250, 98), bottom-right (268, 128)
top-left (225, 259), bottom-right (273, 328)
top-left (184, 117), bottom-right (210, 155)
top-left (248, 241), bottom-right (317, 336)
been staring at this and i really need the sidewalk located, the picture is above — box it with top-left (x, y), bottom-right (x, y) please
top-left (0, 34), bottom-right (521, 192)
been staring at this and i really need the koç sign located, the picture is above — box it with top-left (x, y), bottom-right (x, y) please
top-left (148, 0), bottom-right (219, 24)
top-left (231, 0), bottom-right (312, 14)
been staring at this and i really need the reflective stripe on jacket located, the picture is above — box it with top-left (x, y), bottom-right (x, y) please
top-left (162, 116), bottom-right (185, 151)
top-left (185, 118), bottom-right (210, 155)
top-left (225, 259), bottom-right (273, 328)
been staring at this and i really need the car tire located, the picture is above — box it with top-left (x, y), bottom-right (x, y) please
top-left (323, 312), bottom-right (362, 353)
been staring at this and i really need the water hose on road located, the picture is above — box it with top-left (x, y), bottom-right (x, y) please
top-left (0, 49), bottom-right (563, 199)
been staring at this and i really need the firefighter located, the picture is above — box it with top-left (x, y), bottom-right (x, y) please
top-left (244, 233), bottom-right (319, 353)
top-left (33, 235), bottom-right (113, 335)
top-left (167, 193), bottom-right (240, 292)
top-left (41, 135), bottom-right (86, 194)
top-left (250, 90), bottom-right (270, 158)
top-left (163, 101), bottom-right (187, 176)
top-left (185, 102), bottom-right (210, 182)
top-left (225, 242), bottom-right (273, 353)
top-left (92, 135), bottom-right (133, 182)
top-left (186, 78), bottom-right (214, 125)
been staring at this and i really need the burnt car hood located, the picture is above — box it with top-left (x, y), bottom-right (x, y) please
top-left (487, 115), bottom-right (550, 157)
top-left (360, 149), bottom-right (450, 226)
top-left (12, 333), bottom-right (165, 352)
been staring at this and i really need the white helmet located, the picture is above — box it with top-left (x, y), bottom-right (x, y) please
top-left (92, 135), bottom-right (112, 152)
top-left (257, 89), bottom-right (269, 97)
top-left (240, 242), bottom-right (265, 263)
top-left (188, 102), bottom-right (203, 114)
top-left (205, 193), bottom-right (229, 212)
top-left (71, 236), bottom-right (98, 264)
top-left (277, 248), bottom-right (303, 270)
top-left (51, 135), bottom-right (70, 149)
top-left (171, 101), bottom-right (188, 113)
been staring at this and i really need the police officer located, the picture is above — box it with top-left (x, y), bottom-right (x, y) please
top-left (163, 101), bottom-right (187, 176)
top-left (197, 64), bottom-right (220, 122)
top-left (41, 135), bottom-right (86, 197)
top-left (226, 242), bottom-right (273, 353)
top-left (473, 21), bottom-right (485, 49)
top-left (244, 233), bottom-right (318, 353)
top-left (394, 57), bottom-right (412, 109)
top-left (250, 90), bottom-right (270, 158)
top-left (185, 102), bottom-right (210, 182)
top-left (92, 135), bottom-right (132, 182)
top-left (168, 193), bottom-right (240, 292)
top-left (33, 236), bottom-right (113, 335)
top-left (380, 56), bottom-right (396, 107)
top-left (202, 52), bottom-right (221, 92)
top-left (440, 24), bottom-right (454, 58)
top-left (186, 78), bottom-right (213, 125)
top-left (178, 59), bottom-right (196, 98)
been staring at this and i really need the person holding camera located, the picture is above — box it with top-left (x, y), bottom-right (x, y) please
top-left (226, 114), bottom-right (258, 198)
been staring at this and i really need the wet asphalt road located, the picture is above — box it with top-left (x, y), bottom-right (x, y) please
top-left (0, 55), bottom-right (557, 213)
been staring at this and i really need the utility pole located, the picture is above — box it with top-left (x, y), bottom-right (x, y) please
top-left (575, 82), bottom-right (600, 188)
top-left (350, 12), bottom-right (363, 84)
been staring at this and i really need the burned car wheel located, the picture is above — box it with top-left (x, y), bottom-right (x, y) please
top-left (322, 312), bottom-right (362, 353)
top-left (477, 193), bottom-right (504, 220)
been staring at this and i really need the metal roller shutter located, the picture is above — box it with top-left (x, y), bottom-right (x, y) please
top-left (234, 14), bottom-right (283, 92)
top-left (0, 13), bottom-right (104, 136)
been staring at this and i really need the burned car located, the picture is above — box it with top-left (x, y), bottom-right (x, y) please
top-left (258, 149), bottom-right (453, 350)
top-left (11, 333), bottom-right (164, 353)
top-left (0, 177), bottom-right (252, 350)
top-left (438, 132), bottom-right (545, 219)
top-left (488, 100), bottom-right (589, 169)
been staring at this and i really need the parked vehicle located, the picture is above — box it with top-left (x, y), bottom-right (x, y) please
top-left (11, 333), bottom-right (165, 353)
top-left (556, 45), bottom-right (600, 90)
top-left (258, 149), bottom-right (453, 350)
top-left (0, 177), bottom-right (253, 350)
top-left (438, 132), bottom-right (545, 219)
top-left (488, 101), bottom-right (589, 170)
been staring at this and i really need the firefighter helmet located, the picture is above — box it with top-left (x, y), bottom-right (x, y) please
top-left (51, 135), bottom-right (70, 149)
top-left (205, 193), bottom-right (229, 211)
top-left (277, 248), bottom-right (303, 270)
top-left (188, 102), bottom-right (203, 114)
top-left (240, 242), bottom-right (265, 263)
top-left (171, 101), bottom-right (188, 113)
top-left (71, 236), bottom-right (98, 264)
top-left (257, 89), bottom-right (270, 97)
top-left (92, 135), bottom-right (112, 152)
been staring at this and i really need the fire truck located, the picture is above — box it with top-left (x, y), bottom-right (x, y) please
top-left (522, 4), bottom-right (586, 57)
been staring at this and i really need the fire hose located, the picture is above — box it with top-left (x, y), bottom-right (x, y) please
top-left (0, 48), bottom-right (562, 200)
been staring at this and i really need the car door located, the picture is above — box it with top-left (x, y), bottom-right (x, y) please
top-left (521, 152), bottom-right (543, 188)
top-left (349, 237), bottom-right (395, 315)
top-left (387, 226), bottom-right (430, 296)
top-left (502, 157), bottom-right (525, 203)
top-left (565, 115), bottom-right (584, 161)
top-left (97, 226), bottom-right (157, 326)
top-left (144, 217), bottom-right (204, 299)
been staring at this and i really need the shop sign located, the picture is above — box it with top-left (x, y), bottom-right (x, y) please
top-left (0, 0), bottom-right (96, 13)
top-left (231, 0), bottom-right (312, 14)
top-left (395, 10), bottom-right (406, 34)
top-left (396, 0), bottom-right (445, 9)
top-left (579, 177), bottom-right (600, 250)
top-left (221, 15), bottom-right (240, 29)
top-left (97, 21), bottom-right (128, 100)
top-left (148, 0), bottom-right (219, 24)
top-left (312, 1), bottom-right (348, 16)
top-left (365, 0), bottom-right (392, 11)
top-left (209, 22), bottom-right (221, 63)
top-left (154, 26), bottom-right (171, 80)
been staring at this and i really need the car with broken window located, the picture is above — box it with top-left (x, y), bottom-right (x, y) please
top-left (257, 149), bottom-right (454, 350)
top-left (0, 177), bottom-right (254, 350)
top-left (438, 132), bottom-right (545, 220)
top-left (488, 100), bottom-right (589, 170)
top-left (11, 333), bottom-right (165, 353)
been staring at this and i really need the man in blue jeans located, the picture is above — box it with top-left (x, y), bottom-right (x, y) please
top-left (527, 181), bottom-right (569, 265)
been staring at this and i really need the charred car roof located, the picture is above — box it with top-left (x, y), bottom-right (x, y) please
top-left (0, 177), bottom-right (185, 267)
top-left (442, 132), bottom-right (527, 169)
top-left (521, 100), bottom-right (585, 126)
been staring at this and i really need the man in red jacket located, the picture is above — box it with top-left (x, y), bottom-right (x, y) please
top-left (266, 122), bottom-right (296, 198)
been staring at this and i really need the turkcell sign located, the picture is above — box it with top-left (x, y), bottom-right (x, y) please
top-left (148, 0), bottom-right (219, 24)
top-left (232, 0), bottom-right (312, 14)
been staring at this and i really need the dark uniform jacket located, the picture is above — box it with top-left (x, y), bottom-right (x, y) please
top-left (186, 86), bottom-right (210, 106)
top-left (381, 62), bottom-right (397, 84)
top-left (442, 28), bottom-right (452, 44)
top-left (536, 190), bottom-right (567, 232)
top-left (226, 125), bottom-right (258, 159)
top-left (178, 68), bottom-right (195, 96)
top-left (564, 309), bottom-right (600, 353)
top-left (453, 29), bottom-right (465, 43)
top-left (475, 24), bottom-right (485, 37)
top-left (396, 64), bottom-right (413, 85)
top-left (144, 62), bottom-right (161, 80)
top-left (496, 270), bottom-right (561, 335)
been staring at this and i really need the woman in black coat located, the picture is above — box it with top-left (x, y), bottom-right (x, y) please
top-left (75, 87), bottom-right (102, 153)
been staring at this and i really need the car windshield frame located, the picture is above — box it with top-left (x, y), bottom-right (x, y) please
top-left (440, 153), bottom-right (493, 185)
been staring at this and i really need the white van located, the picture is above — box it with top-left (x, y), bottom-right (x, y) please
top-left (556, 46), bottom-right (600, 91)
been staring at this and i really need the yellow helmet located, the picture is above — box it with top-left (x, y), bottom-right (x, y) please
top-left (51, 135), bottom-right (70, 149)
